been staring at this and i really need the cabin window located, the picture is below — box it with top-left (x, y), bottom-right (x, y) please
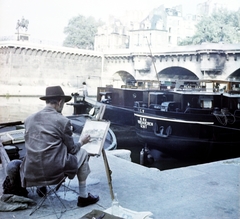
top-left (137, 82), bottom-right (143, 87)
top-left (201, 100), bottom-right (212, 108)
top-left (149, 93), bottom-right (166, 105)
top-left (199, 95), bottom-right (213, 109)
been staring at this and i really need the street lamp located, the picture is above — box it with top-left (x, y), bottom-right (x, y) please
top-left (76, 76), bottom-right (80, 89)
top-left (220, 27), bottom-right (224, 42)
top-left (16, 20), bottom-right (20, 41)
top-left (202, 28), bottom-right (206, 43)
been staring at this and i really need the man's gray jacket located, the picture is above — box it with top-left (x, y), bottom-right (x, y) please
top-left (20, 106), bottom-right (82, 187)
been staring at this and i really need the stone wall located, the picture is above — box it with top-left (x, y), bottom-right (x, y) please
top-left (0, 42), bottom-right (103, 96)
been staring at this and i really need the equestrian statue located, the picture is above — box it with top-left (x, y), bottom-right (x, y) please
top-left (16, 17), bottom-right (29, 32)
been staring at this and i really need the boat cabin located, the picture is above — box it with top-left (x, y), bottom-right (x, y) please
top-left (145, 92), bottom-right (175, 110)
top-left (139, 88), bottom-right (240, 115)
top-left (97, 87), bottom-right (146, 108)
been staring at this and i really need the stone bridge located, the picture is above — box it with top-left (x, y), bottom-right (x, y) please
top-left (0, 41), bottom-right (240, 95)
top-left (105, 43), bottom-right (240, 87)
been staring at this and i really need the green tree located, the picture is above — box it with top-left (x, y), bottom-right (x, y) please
top-left (179, 8), bottom-right (240, 45)
top-left (63, 15), bottom-right (103, 49)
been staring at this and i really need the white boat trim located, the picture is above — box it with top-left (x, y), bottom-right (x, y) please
top-left (134, 113), bottom-right (214, 125)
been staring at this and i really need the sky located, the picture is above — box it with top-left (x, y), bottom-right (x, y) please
top-left (0, 0), bottom-right (239, 44)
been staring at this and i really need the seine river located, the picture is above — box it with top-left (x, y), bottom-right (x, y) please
top-left (0, 96), bottom-right (200, 170)
top-left (0, 96), bottom-right (73, 124)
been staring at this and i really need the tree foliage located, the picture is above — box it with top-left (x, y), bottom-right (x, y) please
top-left (63, 15), bottom-right (103, 49)
top-left (179, 8), bottom-right (240, 45)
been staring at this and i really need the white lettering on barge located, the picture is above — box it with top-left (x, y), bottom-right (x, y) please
top-left (138, 117), bottom-right (153, 129)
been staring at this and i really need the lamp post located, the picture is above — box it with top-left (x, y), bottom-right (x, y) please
top-left (16, 20), bottom-right (20, 41)
top-left (76, 76), bottom-right (80, 89)
top-left (220, 26), bottom-right (224, 42)
top-left (203, 28), bottom-right (206, 43)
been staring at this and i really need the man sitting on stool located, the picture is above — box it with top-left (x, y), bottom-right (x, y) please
top-left (20, 86), bottom-right (99, 207)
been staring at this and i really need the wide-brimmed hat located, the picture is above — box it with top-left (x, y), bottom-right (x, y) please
top-left (40, 86), bottom-right (72, 102)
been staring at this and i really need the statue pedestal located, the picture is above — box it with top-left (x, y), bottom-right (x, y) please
top-left (15, 32), bottom-right (30, 41)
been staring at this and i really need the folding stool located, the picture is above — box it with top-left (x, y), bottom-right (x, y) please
top-left (30, 176), bottom-right (69, 219)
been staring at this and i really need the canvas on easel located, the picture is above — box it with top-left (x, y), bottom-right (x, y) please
top-left (80, 119), bottom-right (110, 156)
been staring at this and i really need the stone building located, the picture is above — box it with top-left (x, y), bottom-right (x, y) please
top-left (94, 4), bottom-right (198, 51)
top-left (94, 16), bottom-right (129, 51)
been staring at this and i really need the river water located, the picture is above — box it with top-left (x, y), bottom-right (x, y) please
top-left (0, 96), bottom-right (73, 123)
top-left (0, 96), bottom-right (202, 170)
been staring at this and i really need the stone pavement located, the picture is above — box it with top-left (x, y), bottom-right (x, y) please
top-left (0, 151), bottom-right (240, 219)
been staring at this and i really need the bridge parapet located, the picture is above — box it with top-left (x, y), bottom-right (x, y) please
top-left (0, 41), bottom-right (102, 57)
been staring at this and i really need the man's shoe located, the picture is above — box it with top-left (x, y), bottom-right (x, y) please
top-left (36, 186), bottom-right (47, 197)
top-left (77, 193), bottom-right (99, 207)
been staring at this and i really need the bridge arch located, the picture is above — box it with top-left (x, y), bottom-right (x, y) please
top-left (158, 66), bottom-right (199, 80)
top-left (228, 68), bottom-right (240, 80)
top-left (112, 70), bottom-right (135, 88)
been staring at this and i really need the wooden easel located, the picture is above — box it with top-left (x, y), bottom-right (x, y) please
top-left (95, 104), bottom-right (114, 200)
